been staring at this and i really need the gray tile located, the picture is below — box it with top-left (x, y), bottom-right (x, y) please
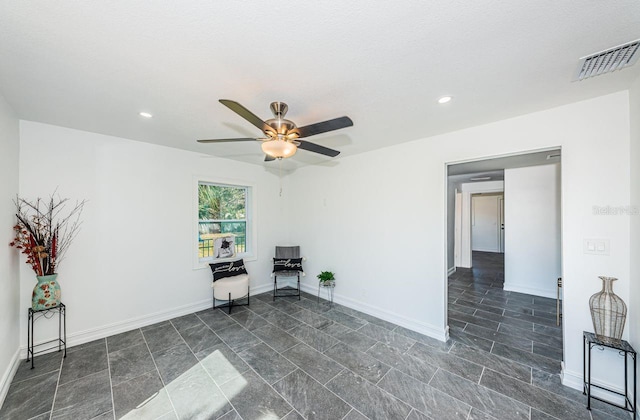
top-left (66, 339), bottom-right (106, 354)
top-left (357, 323), bottom-right (415, 352)
top-left (51, 369), bottom-right (112, 419)
top-left (322, 310), bottom-right (367, 330)
top-left (217, 410), bottom-right (241, 420)
top-left (317, 322), bottom-right (352, 338)
top-left (196, 308), bottom-right (237, 331)
top-left (448, 310), bottom-right (500, 331)
top-left (394, 325), bottom-right (453, 351)
top-left (290, 308), bottom-right (333, 329)
top-left (378, 368), bottom-right (471, 420)
top-left (448, 327), bottom-right (495, 352)
top-left (533, 324), bottom-right (563, 339)
top-left (140, 320), bottom-right (170, 332)
top-left (156, 411), bottom-right (178, 420)
top-left (342, 409), bottom-right (369, 420)
top-left (112, 370), bottom-right (172, 419)
top-left (449, 342), bottom-right (531, 382)
top-left (215, 323), bottom-right (261, 352)
top-left (292, 297), bottom-right (332, 314)
top-left (169, 313), bottom-right (204, 333)
top-left (273, 369), bottom-right (351, 420)
top-left (366, 342), bottom-right (437, 385)
top-left (480, 368), bottom-right (591, 419)
top-left (107, 330), bottom-right (144, 354)
top-left (281, 344), bottom-right (344, 385)
top-left (178, 323), bottom-right (222, 353)
top-left (326, 370), bottom-right (411, 420)
top-left (220, 369), bottom-right (293, 420)
top-left (407, 342), bottom-right (483, 382)
top-left (267, 298), bottom-right (300, 313)
top-left (463, 323), bottom-right (533, 351)
top-left (90, 411), bottom-right (115, 420)
top-left (335, 330), bottom-right (378, 352)
top-left (336, 306), bottom-right (398, 331)
top-left (165, 364), bottom-right (233, 420)
top-left (449, 302), bottom-right (477, 314)
top-left (252, 324), bottom-right (300, 353)
top-left (531, 409), bottom-right (559, 420)
top-left (59, 341), bottom-right (108, 385)
top-left (429, 369), bottom-right (529, 420)
top-left (261, 310), bottom-right (302, 330)
top-left (288, 324), bottom-right (338, 352)
top-left (12, 350), bottom-right (63, 384)
top-left (324, 342), bottom-right (390, 383)
top-left (533, 342), bottom-right (563, 360)
top-left (0, 370), bottom-right (58, 419)
top-left (142, 323), bottom-right (183, 353)
top-left (492, 343), bottom-right (560, 374)
top-left (152, 342), bottom-right (198, 384)
top-left (197, 342), bottom-right (250, 386)
top-left (468, 408), bottom-right (500, 420)
top-left (109, 343), bottom-right (156, 386)
top-left (498, 323), bottom-right (563, 349)
top-left (230, 310), bottom-right (270, 330)
top-left (238, 342), bottom-right (296, 384)
top-left (406, 409), bottom-right (431, 420)
top-left (27, 412), bottom-right (52, 420)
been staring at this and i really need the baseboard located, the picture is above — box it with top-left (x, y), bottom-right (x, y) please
top-left (562, 366), bottom-right (628, 408)
top-left (503, 282), bottom-right (557, 299)
top-left (0, 348), bottom-right (21, 409)
top-left (447, 266), bottom-right (457, 276)
top-left (299, 283), bottom-right (448, 342)
top-left (20, 283), bottom-right (274, 358)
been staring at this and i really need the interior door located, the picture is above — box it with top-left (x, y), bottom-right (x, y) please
top-left (471, 194), bottom-right (501, 252)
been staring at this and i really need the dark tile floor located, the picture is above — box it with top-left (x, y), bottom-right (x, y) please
top-left (0, 253), bottom-right (631, 419)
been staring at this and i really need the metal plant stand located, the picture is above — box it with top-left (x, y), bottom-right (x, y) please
top-left (27, 303), bottom-right (66, 369)
top-left (317, 280), bottom-right (335, 306)
top-left (583, 331), bottom-right (636, 414)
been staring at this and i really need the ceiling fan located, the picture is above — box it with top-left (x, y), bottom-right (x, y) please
top-left (198, 100), bottom-right (353, 161)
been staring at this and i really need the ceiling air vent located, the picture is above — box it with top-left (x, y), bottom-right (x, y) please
top-left (574, 40), bottom-right (640, 81)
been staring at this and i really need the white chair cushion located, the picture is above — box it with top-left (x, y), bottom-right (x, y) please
top-left (212, 273), bottom-right (249, 301)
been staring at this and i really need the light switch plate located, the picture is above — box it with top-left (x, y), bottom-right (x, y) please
top-left (584, 238), bottom-right (610, 255)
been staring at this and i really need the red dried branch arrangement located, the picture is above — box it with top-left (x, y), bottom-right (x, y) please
top-left (9, 193), bottom-right (85, 276)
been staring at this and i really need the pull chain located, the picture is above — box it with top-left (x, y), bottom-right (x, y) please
top-left (278, 158), bottom-right (283, 197)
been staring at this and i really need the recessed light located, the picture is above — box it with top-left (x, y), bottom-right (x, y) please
top-left (438, 96), bottom-right (452, 104)
top-left (470, 176), bottom-right (491, 181)
top-left (139, 112), bottom-right (153, 118)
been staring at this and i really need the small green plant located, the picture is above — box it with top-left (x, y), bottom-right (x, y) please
top-left (317, 271), bottom-right (335, 283)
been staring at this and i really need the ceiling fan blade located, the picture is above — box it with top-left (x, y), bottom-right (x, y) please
top-left (296, 116), bottom-right (353, 138)
top-left (219, 99), bottom-right (269, 132)
top-left (197, 138), bottom-right (257, 143)
top-left (264, 155), bottom-right (276, 162)
top-left (297, 140), bottom-right (340, 157)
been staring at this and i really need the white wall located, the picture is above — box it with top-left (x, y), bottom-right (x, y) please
top-left (629, 75), bottom-right (640, 419)
top-left (503, 164), bottom-right (561, 298)
top-left (0, 94), bottom-right (20, 403)
top-left (18, 121), bottom-right (287, 347)
top-left (287, 91), bottom-right (630, 391)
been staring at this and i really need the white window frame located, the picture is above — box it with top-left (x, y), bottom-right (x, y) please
top-left (193, 176), bottom-right (257, 269)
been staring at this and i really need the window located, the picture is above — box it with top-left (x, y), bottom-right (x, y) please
top-left (197, 181), bottom-right (252, 264)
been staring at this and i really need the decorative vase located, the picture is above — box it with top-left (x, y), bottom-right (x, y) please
top-left (589, 276), bottom-right (627, 344)
top-left (32, 274), bottom-right (61, 311)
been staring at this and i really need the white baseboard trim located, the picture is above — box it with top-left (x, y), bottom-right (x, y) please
top-left (20, 284), bottom-right (274, 358)
top-left (447, 266), bottom-right (457, 276)
top-left (0, 348), bottom-right (21, 409)
top-left (562, 366), bottom-right (628, 408)
top-left (503, 283), bottom-right (557, 299)
top-left (299, 283), bottom-right (448, 342)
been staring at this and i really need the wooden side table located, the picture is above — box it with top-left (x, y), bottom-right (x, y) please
top-left (27, 303), bottom-right (67, 369)
top-left (583, 331), bottom-right (636, 414)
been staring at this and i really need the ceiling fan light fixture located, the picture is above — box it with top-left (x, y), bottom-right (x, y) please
top-left (261, 139), bottom-right (297, 159)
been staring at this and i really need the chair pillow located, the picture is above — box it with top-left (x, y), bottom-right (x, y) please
top-left (210, 259), bottom-right (248, 281)
top-left (273, 257), bottom-right (304, 272)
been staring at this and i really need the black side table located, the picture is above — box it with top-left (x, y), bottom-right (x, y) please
top-left (583, 331), bottom-right (636, 413)
top-left (27, 303), bottom-right (67, 369)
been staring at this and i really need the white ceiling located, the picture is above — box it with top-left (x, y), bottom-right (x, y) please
top-left (1, 2), bottom-right (639, 171)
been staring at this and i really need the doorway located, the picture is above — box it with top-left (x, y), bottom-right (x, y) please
top-left (445, 149), bottom-right (563, 370)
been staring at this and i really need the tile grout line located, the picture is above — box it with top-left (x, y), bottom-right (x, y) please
top-left (140, 327), bottom-right (180, 419)
top-left (48, 352), bottom-right (66, 420)
top-left (104, 339), bottom-right (116, 420)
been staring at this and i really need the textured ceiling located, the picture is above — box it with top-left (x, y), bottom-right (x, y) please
top-left (1, 1), bottom-right (639, 171)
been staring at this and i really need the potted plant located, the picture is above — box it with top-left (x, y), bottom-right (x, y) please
top-left (317, 271), bottom-right (335, 286)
